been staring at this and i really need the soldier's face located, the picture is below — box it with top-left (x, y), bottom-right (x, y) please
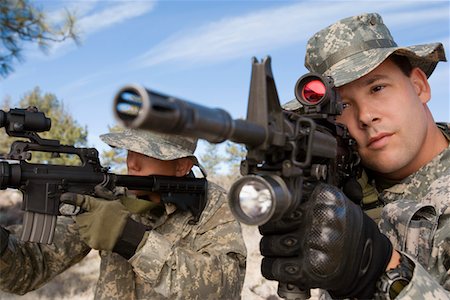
top-left (336, 59), bottom-right (433, 179)
top-left (126, 151), bottom-right (178, 177)
top-left (127, 151), bottom-right (178, 202)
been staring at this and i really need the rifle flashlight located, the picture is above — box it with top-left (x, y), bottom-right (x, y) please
top-left (228, 175), bottom-right (292, 225)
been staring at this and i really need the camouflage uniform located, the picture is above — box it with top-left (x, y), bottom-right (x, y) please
top-left (371, 124), bottom-right (450, 299)
top-left (0, 130), bottom-right (247, 299)
top-left (298, 13), bottom-right (449, 299)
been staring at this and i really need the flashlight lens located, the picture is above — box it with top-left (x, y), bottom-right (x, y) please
top-left (302, 80), bottom-right (326, 104)
top-left (238, 180), bottom-right (273, 219)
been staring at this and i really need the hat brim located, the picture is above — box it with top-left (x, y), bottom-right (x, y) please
top-left (100, 130), bottom-right (208, 177)
top-left (327, 42), bottom-right (446, 87)
top-left (100, 131), bottom-right (197, 162)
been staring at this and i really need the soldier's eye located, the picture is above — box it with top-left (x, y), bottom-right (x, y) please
top-left (371, 85), bottom-right (385, 93)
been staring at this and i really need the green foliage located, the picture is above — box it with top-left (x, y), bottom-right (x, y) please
top-left (0, 0), bottom-right (78, 77)
top-left (100, 125), bottom-right (127, 174)
top-left (0, 87), bottom-right (88, 165)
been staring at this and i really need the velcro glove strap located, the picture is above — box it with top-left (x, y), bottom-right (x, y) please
top-left (112, 218), bottom-right (149, 259)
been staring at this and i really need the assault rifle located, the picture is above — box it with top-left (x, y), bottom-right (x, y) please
top-left (0, 107), bottom-right (207, 244)
top-left (112, 56), bottom-right (362, 299)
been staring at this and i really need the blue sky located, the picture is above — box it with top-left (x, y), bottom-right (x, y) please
top-left (1, 0), bottom-right (449, 157)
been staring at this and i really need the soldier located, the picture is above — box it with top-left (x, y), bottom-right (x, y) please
top-left (0, 129), bottom-right (247, 299)
top-left (260, 13), bottom-right (449, 299)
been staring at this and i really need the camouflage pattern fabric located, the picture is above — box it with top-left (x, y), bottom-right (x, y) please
top-left (100, 129), bottom-right (197, 162)
top-left (0, 182), bottom-right (247, 299)
top-left (312, 127), bottom-right (450, 299)
top-left (304, 13), bottom-right (446, 87)
top-left (376, 136), bottom-right (450, 299)
top-left (302, 12), bottom-right (448, 297)
top-left (100, 129), bottom-right (207, 175)
top-left (0, 216), bottom-right (91, 294)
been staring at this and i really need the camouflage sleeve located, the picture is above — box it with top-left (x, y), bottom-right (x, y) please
top-left (0, 216), bottom-right (91, 294)
top-left (380, 198), bottom-right (450, 297)
top-left (130, 187), bottom-right (247, 299)
top-left (397, 253), bottom-right (450, 299)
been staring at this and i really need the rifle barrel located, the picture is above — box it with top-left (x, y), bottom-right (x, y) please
top-left (113, 84), bottom-right (268, 147)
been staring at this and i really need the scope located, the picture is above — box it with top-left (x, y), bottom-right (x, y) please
top-left (295, 73), bottom-right (341, 115)
top-left (299, 79), bottom-right (326, 105)
top-left (0, 107), bottom-right (51, 133)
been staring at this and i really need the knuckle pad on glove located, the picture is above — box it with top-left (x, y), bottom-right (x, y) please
top-left (260, 233), bottom-right (302, 257)
top-left (262, 257), bottom-right (305, 283)
top-left (259, 212), bottom-right (304, 235)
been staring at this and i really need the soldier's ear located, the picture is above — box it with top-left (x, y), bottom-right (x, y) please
top-left (410, 67), bottom-right (430, 104)
top-left (175, 158), bottom-right (194, 176)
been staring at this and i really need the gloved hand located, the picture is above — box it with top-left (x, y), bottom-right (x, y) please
top-left (259, 183), bottom-right (393, 299)
top-left (61, 193), bottom-right (148, 259)
top-left (94, 185), bottom-right (158, 214)
top-left (0, 226), bottom-right (9, 255)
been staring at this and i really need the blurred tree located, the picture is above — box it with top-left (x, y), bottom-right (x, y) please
top-left (219, 141), bottom-right (246, 188)
top-left (224, 141), bottom-right (246, 170)
top-left (199, 141), bottom-right (223, 174)
top-left (0, 87), bottom-right (88, 165)
top-left (198, 141), bottom-right (246, 189)
top-left (0, 0), bottom-right (78, 77)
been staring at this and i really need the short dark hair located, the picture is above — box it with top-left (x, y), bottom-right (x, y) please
top-left (389, 54), bottom-right (413, 77)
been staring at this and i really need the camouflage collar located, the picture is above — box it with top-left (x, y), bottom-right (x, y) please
top-left (437, 122), bottom-right (450, 141)
top-left (378, 141), bottom-right (450, 195)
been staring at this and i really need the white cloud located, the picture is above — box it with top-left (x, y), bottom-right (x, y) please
top-left (28, 0), bottom-right (157, 59)
top-left (134, 1), bottom-right (449, 68)
top-left (57, 71), bottom-right (107, 95)
top-left (76, 1), bottom-right (157, 36)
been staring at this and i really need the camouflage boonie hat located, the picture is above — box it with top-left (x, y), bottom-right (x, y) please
top-left (305, 13), bottom-right (447, 87)
top-left (100, 129), bottom-right (206, 174)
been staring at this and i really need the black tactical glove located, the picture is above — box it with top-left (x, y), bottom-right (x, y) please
top-left (260, 183), bottom-right (393, 299)
top-left (0, 226), bottom-right (9, 255)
